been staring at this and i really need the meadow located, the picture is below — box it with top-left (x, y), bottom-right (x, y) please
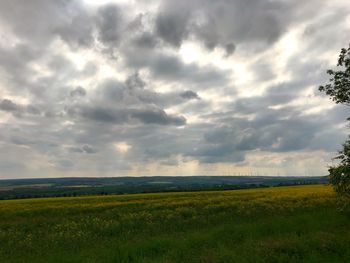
top-left (0, 185), bottom-right (349, 262)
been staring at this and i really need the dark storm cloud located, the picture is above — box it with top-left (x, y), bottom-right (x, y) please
top-left (131, 108), bottom-right (186, 126)
top-left (64, 74), bottom-right (188, 127)
top-left (189, 58), bottom-right (350, 163)
top-left (189, 142), bottom-right (246, 164)
top-left (82, 144), bottom-right (97, 154)
top-left (189, 105), bottom-right (348, 164)
top-left (0, 99), bottom-right (20, 112)
top-left (180, 91), bottom-right (200, 100)
top-left (93, 74), bottom-right (201, 109)
top-left (79, 106), bottom-right (129, 124)
top-left (70, 87), bottom-right (87, 97)
top-left (156, 2), bottom-right (191, 48)
top-left (211, 100), bottom-right (348, 154)
top-left (123, 49), bottom-right (229, 86)
top-left (150, 54), bottom-right (226, 84)
top-left (79, 106), bottom-right (186, 126)
top-left (155, 0), bottom-right (294, 51)
top-left (96, 4), bottom-right (123, 45)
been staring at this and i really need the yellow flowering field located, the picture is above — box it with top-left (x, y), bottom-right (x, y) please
top-left (0, 185), bottom-right (349, 262)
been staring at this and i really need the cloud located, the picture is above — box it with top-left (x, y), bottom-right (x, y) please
top-left (180, 91), bottom-right (200, 100)
top-left (96, 4), bottom-right (124, 46)
top-left (79, 106), bottom-right (186, 126)
top-left (155, 1), bottom-right (191, 48)
top-left (0, 99), bottom-right (20, 112)
top-left (0, 0), bottom-right (349, 177)
top-left (133, 32), bottom-right (159, 49)
top-left (68, 144), bottom-right (97, 154)
top-left (224, 43), bottom-right (236, 56)
top-left (70, 87), bottom-right (87, 97)
top-left (63, 74), bottom-right (188, 127)
top-left (0, 99), bottom-right (42, 116)
top-left (0, 0), bottom-right (93, 47)
top-left (54, 159), bottom-right (75, 170)
top-left (79, 106), bottom-right (128, 124)
top-left (200, 100), bottom-right (349, 156)
top-left (123, 49), bottom-right (229, 86)
top-left (131, 108), bottom-right (186, 126)
top-left (55, 8), bottom-right (94, 49)
top-left (155, 0), bottom-right (293, 51)
top-left (151, 54), bottom-right (227, 84)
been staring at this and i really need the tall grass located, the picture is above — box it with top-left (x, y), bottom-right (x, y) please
top-left (0, 185), bottom-right (349, 262)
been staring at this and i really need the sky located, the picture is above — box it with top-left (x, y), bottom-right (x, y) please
top-left (0, 0), bottom-right (349, 179)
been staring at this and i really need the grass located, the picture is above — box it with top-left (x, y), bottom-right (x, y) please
top-left (0, 185), bottom-right (349, 262)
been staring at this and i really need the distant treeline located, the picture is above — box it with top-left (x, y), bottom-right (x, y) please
top-left (0, 176), bottom-right (328, 200)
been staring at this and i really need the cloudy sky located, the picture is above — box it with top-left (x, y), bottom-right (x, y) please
top-left (0, 0), bottom-right (349, 178)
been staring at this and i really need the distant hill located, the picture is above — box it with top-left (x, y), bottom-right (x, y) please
top-left (0, 175), bottom-right (328, 199)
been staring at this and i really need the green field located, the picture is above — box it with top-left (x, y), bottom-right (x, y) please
top-left (0, 185), bottom-right (349, 262)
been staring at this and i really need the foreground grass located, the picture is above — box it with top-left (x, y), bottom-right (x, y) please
top-left (0, 185), bottom-right (349, 262)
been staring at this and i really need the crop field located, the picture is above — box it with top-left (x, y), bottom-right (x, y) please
top-left (0, 185), bottom-right (349, 263)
